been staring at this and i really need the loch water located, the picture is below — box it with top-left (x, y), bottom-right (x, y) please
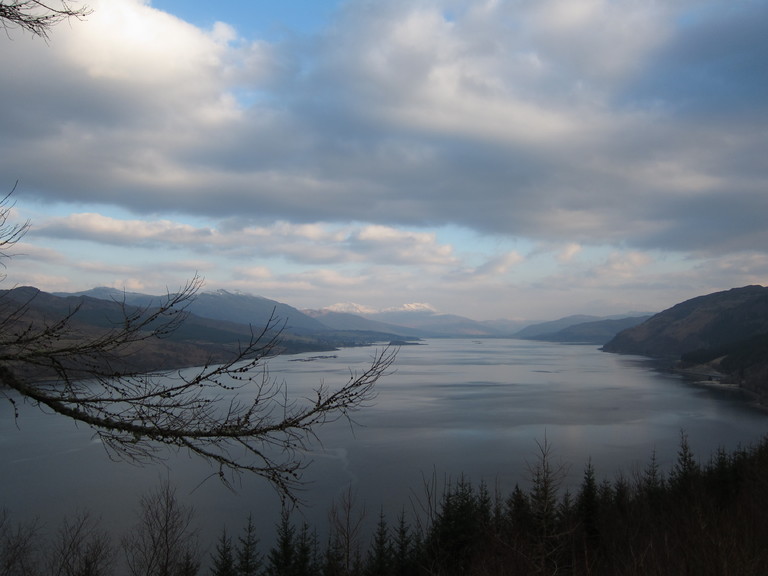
top-left (2, 338), bottom-right (767, 549)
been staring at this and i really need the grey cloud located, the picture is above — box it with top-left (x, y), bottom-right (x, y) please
top-left (1, 0), bottom-right (766, 262)
top-left (621, 2), bottom-right (768, 117)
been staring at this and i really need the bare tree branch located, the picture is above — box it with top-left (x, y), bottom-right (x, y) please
top-left (0, 192), bottom-right (398, 501)
top-left (0, 0), bottom-right (91, 39)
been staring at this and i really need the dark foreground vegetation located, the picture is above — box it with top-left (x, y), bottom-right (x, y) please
top-left (3, 433), bottom-right (768, 576)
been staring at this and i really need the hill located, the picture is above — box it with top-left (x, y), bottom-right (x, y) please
top-left (514, 314), bottom-right (651, 344)
top-left (302, 308), bottom-right (421, 338)
top-left (363, 308), bottom-right (506, 337)
top-left (303, 305), bottom-right (510, 338)
top-left (514, 315), bottom-right (602, 339)
top-left (603, 285), bottom-right (768, 403)
top-left (530, 316), bottom-right (652, 345)
top-left (603, 286), bottom-right (768, 358)
top-left (61, 287), bottom-right (328, 334)
top-left (7, 287), bottom-right (395, 379)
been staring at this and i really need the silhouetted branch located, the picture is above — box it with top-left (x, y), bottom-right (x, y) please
top-left (0, 1), bottom-right (91, 39)
top-left (0, 191), bottom-right (397, 500)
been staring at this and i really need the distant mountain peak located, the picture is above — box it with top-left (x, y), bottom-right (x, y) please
top-left (206, 288), bottom-right (253, 298)
top-left (325, 302), bottom-right (377, 315)
top-left (383, 302), bottom-right (438, 314)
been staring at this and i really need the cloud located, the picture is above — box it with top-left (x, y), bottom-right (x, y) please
top-left (470, 251), bottom-right (525, 277)
top-left (349, 225), bottom-right (457, 266)
top-left (3, 0), bottom-right (766, 257)
top-left (36, 213), bottom-right (215, 246)
top-left (32, 212), bottom-right (460, 269)
top-left (2, 0), bottom-right (767, 319)
top-left (557, 243), bottom-right (583, 263)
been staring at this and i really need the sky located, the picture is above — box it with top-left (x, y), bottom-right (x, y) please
top-left (1, 0), bottom-right (767, 322)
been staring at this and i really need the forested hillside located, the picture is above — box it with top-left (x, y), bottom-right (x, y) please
top-left (603, 285), bottom-right (768, 404)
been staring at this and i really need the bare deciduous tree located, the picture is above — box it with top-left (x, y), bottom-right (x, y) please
top-left (48, 512), bottom-right (115, 576)
top-left (0, 193), bottom-right (397, 499)
top-left (0, 0), bottom-right (91, 39)
top-left (327, 486), bottom-right (366, 574)
top-left (0, 510), bottom-right (39, 576)
top-left (122, 482), bottom-right (198, 576)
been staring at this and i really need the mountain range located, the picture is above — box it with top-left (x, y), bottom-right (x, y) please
top-left (7, 284), bottom-right (768, 405)
top-left (56, 287), bottom-right (528, 339)
top-left (44, 286), bottom-right (653, 345)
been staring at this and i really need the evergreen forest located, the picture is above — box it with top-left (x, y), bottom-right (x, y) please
top-left (3, 433), bottom-right (768, 575)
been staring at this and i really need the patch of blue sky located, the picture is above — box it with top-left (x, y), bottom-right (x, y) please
top-left (15, 197), bottom-right (193, 226)
top-left (230, 88), bottom-right (278, 110)
top-left (14, 196), bottom-right (98, 221)
top-left (674, 1), bottom-right (736, 29)
top-left (433, 224), bottom-right (536, 257)
top-left (149, 0), bottom-right (344, 41)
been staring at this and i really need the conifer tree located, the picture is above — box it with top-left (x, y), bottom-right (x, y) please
top-left (577, 460), bottom-right (599, 547)
top-left (639, 448), bottom-right (665, 513)
top-left (476, 480), bottom-right (493, 530)
top-left (236, 516), bottom-right (262, 576)
top-left (529, 442), bottom-right (559, 541)
top-left (706, 446), bottom-right (738, 506)
top-left (528, 436), bottom-right (566, 575)
top-left (210, 529), bottom-right (237, 576)
top-left (365, 510), bottom-right (392, 576)
top-left (178, 552), bottom-right (201, 576)
top-left (392, 512), bottom-right (413, 576)
top-left (265, 508), bottom-right (295, 576)
top-left (292, 522), bottom-right (318, 576)
top-left (670, 430), bottom-right (699, 495)
top-left (321, 535), bottom-right (344, 576)
top-left (506, 483), bottom-right (532, 535)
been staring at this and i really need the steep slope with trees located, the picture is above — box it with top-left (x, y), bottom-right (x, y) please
top-left (603, 285), bottom-right (768, 402)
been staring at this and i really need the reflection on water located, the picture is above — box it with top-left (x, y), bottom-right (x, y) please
top-left (2, 339), bottom-right (766, 548)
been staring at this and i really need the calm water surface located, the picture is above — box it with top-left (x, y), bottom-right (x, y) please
top-left (2, 339), bottom-right (766, 547)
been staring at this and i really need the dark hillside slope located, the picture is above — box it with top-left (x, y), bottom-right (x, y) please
top-left (0, 287), bottom-right (334, 379)
top-left (64, 287), bottom-right (328, 334)
top-left (535, 315), bottom-right (651, 345)
top-left (303, 309), bottom-right (423, 340)
top-left (58, 287), bottom-right (403, 350)
top-left (603, 285), bottom-right (768, 358)
top-left (603, 285), bottom-right (768, 403)
top-left (514, 315), bottom-right (600, 339)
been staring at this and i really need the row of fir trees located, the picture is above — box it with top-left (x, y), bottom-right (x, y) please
top-left (3, 433), bottom-right (768, 576)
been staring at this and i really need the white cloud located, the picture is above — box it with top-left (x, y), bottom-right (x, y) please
top-left (471, 251), bottom-right (525, 277)
top-left (557, 243), bottom-right (583, 263)
top-left (36, 213), bottom-right (214, 245)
